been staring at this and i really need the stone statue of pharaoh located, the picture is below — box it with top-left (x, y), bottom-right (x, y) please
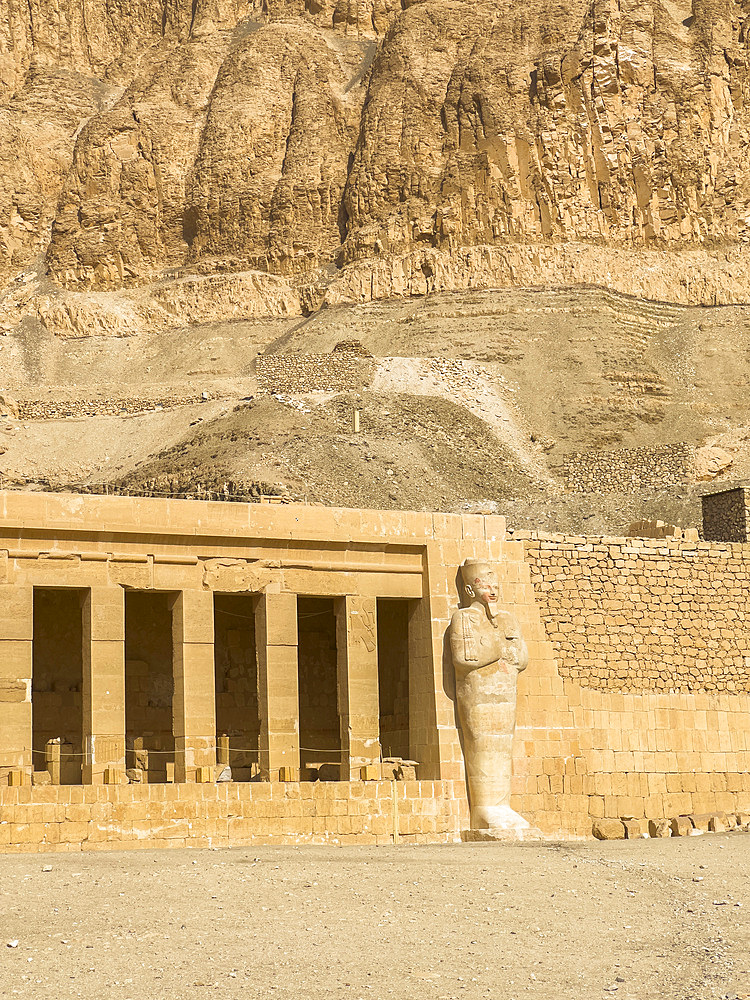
top-left (450, 559), bottom-right (529, 833)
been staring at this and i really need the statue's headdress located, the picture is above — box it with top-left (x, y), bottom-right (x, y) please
top-left (459, 559), bottom-right (493, 586)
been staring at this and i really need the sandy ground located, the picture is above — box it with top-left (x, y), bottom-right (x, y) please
top-left (0, 836), bottom-right (748, 1000)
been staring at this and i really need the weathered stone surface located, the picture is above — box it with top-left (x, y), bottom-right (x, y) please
top-left (709, 812), bottom-right (729, 833)
top-left (593, 819), bottom-right (625, 841)
top-left (670, 816), bottom-right (693, 837)
top-left (689, 813), bottom-right (712, 833)
top-left (0, 681), bottom-right (27, 703)
top-left (648, 818), bottom-right (670, 839)
top-left (0, 395), bottom-right (19, 419)
top-left (8, 0), bottom-right (750, 323)
top-left (623, 819), bottom-right (645, 840)
top-left (695, 447), bottom-right (734, 483)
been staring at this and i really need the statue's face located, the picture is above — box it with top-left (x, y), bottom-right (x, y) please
top-left (466, 566), bottom-right (499, 612)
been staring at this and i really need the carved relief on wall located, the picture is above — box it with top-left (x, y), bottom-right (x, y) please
top-left (349, 596), bottom-right (376, 652)
top-left (201, 558), bottom-right (279, 593)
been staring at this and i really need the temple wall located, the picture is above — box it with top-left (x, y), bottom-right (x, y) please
top-left (2, 492), bottom-right (750, 849)
top-left (0, 493), bottom-right (490, 849)
top-left (0, 779), bottom-right (467, 852)
top-left (511, 532), bottom-right (750, 837)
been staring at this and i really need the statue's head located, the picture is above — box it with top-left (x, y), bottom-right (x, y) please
top-left (460, 560), bottom-right (499, 615)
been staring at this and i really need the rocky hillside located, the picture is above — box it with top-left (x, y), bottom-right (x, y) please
top-left (3, 0), bottom-right (750, 531)
top-left (5, 0), bottom-right (750, 328)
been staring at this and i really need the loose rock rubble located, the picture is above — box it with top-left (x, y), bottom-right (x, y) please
top-left (593, 811), bottom-right (750, 840)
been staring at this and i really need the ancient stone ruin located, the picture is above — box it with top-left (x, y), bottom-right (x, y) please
top-left (0, 489), bottom-right (748, 850)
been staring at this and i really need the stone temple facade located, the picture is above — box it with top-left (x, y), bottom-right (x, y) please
top-left (1, 491), bottom-right (750, 851)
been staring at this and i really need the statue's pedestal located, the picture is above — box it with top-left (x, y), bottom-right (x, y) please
top-left (461, 826), bottom-right (544, 843)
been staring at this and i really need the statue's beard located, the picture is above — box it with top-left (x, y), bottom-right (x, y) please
top-left (484, 600), bottom-right (499, 622)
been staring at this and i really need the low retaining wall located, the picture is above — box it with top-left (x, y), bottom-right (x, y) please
top-left (14, 393), bottom-right (218, 420)
top-left (255, 353), bottom-right (374, 393)
top-left (0, 779), bottom-right (468, 853)
top-left (557, 443), bottom-right (695, 492)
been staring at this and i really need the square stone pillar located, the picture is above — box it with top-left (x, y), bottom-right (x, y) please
top-left (82, 587), bottom-right (126, 783)
top-left (0, 585), bottom-right (33, 778)
top-left (255, 592), bottom-right (299, 781)
top-left (336, 596), bottom-right (381, 781)
top-left (172, 590), bottom-right (216, 782)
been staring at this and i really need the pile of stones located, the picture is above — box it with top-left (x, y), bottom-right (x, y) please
top-left (593, 811), bottom-right (750, 839)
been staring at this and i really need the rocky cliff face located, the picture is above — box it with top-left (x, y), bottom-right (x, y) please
top-left (3, 0), bottom-right (750, 327)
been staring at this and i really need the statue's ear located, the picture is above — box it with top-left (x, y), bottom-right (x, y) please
top-left (464, 584), bottom-right (475, 599)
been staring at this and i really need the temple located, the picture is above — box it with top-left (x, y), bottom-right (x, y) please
top-left (1, 490), bottom-right (750, 850)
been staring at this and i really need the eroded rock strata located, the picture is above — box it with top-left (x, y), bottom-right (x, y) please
top-left (3, 0), bottom-right (750, 327)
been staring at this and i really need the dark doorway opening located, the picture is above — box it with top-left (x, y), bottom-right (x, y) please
top-left (376, 598), bottom-right (410, 761)
top-left (124, 591), bottom-right (175, 783)
top-left (214, 594), bottom-right (260, 780)
top-left (297, 597), bottom-right (339, 778)
top-left (32, 588), bottom-right (84, 784)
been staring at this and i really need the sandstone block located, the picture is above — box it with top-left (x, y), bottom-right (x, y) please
top-left (592, 819), bottom-right (625, 840)
top-left (105, 768), bottom-right (128, 785)
top-left (709, 812), bottom-right (729, 833)
top-left (648, 818), bottom-right (670, 838)
top-left (622, 819), bottom-right (645, 839)
top-left (688, 813), bottom-right (711, 832)
top-left (670, 816), bottom-right (693, 837)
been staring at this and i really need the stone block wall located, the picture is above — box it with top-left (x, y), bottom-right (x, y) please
top-left (16, 393), bottom-right (218, 420)
top-left (255, 353), bottom-right (375, 393)
top-left (557, 443), bottom-right (695, 493)
top-left (0, 780), bottom-right (468, 852)
top-left (521, 533), bottom-right (750, 693)
top-left (509, 530), bottom-right (750, 835)
top-left (702, 486), bottom-right (750, 542)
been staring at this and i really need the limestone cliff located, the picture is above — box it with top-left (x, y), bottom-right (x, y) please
top-left (4, 0), bottom-right (750, 327)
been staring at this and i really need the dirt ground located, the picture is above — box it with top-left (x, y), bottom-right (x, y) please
top-left (0, 836), bottom-right (748, 1000)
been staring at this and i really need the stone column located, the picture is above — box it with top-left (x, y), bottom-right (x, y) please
top-left (172, 590), bottom-right (216, 782)
top-left (82, 587), bottom-right (126, 783)
top-left (0, 585), bottom-right (33, 779)
top-left (336, 596), bottom-right (381, 780)
top-left (255, 592), bottom-right (299, 781)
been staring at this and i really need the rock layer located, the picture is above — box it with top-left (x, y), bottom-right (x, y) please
top-left (3, 0), bottom-right (750, 317)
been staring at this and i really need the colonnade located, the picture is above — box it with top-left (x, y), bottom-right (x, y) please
top-left (1, 586), bottom-right (390, 785)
